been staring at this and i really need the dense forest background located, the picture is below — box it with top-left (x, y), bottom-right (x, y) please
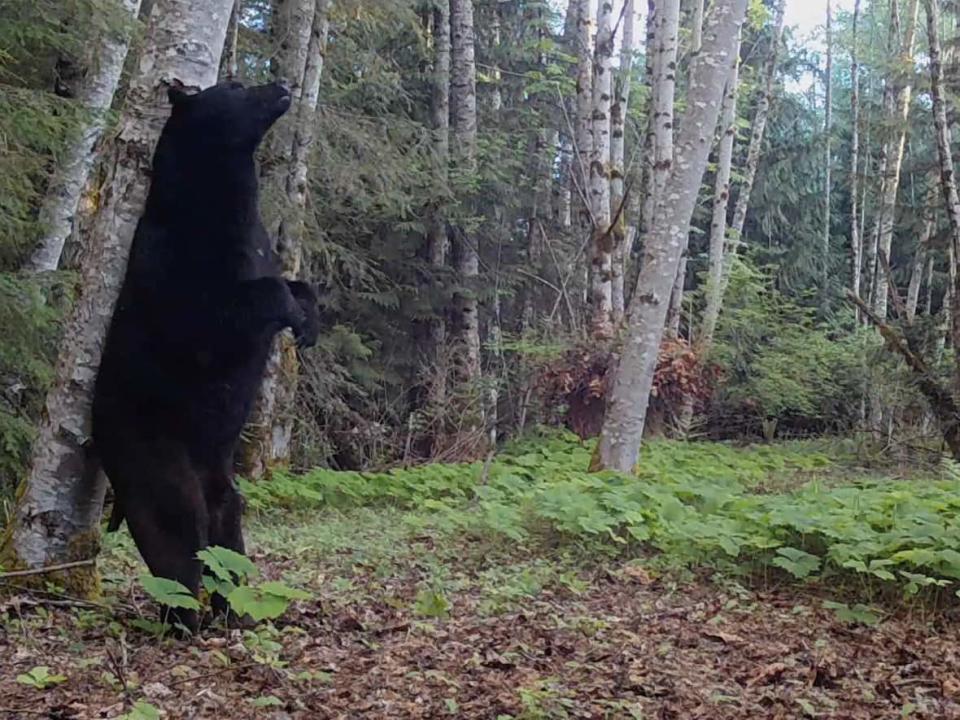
top-left (2, 0), bottom-right (959, 500)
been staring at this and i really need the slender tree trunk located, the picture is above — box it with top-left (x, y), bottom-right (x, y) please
top-left (850, 0), bottom-right (862, 318)
top-left (907, 182), bottom-right (937, 321)
top-left (593, 0), bottom-right (748, 473)
top-left (554, 0), bottom-right (579, 230)
top-left (221, 0), bottom-right (240, 79)
top-left (638, 0), bottom-right (680, 329)
top-left (821, 0), bottom-right (833, 311)
top-left (574, 0), bottom-right (594, 311)
top-left (722, 0), bottom-right (785, 292)
top-left (664, 0), bottom-right (704, 336)
top-left (451, 0), bottom-right (482, 395)
top-left (24, 0), bottom-right (143, 274)
top-left (698, 32), bottom-right (741, 350)
top-left (872, 0), bottom-right (919, 320)
top-left (427, 0), bottom-right (451, 412)
top-left (610, 0), bottom-right (636, 325)
top-left (924, 251), bottom-right (935, 315)
top-left (924, 0), bottom-right (960, 385)
top-left (0, 0), bottom-right (233, 587)
top-left (238, 0), bottom-right (325, 478)
top-left (589, 0), bottom-right (615, 337)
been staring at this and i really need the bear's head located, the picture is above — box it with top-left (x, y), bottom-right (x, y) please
top-left (164, 80), bottom-right (292, 153)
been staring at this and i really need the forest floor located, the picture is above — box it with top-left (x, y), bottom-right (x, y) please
top-left (3, 440), bottom-right (960, 719)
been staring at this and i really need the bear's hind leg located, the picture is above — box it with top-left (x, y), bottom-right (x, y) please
top-left (206, 473), bottom-right (249, 622)
top-left (125, 479), bottom-right (209, 634)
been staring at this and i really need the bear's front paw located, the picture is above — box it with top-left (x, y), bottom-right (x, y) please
top-left (288, 281), bottom-right (321, 349)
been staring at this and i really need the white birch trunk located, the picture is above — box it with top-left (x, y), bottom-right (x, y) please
top-left (872, 0), bottom-right (919, 320)
top-left (0, 0), bottom-right (233, 584)
top-left (575, 0), bottom-right (595, 311)
top-left (723, 0), bottom-right (785, 290)
top-left (427, 0), bottom-right (451, 411)
top-left (451, 0), bottom-right (482, 389)
top-left (924, 0), bottom-right (960, 384)
top-left (589, 0), bottom-right (615, 337)
top-left (610, 0), bottom-right (636, 325)
top-left (850, 0), bottom-right (862, 315)
top-left (594, 0), bottom-right (748, 473)
top-left (25, 0), bottom-right (143, 274)
top-left (697, 33), bottom-right (741, 349)
top-left (906, 182), bottom-right (937, 321)
top-left (821, 0), bottom-right (833, 310)
top-left (239, 0), bottom-right (324, 477)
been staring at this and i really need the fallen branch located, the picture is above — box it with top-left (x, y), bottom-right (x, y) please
top-left (0, 559), bottom-right (95, 579)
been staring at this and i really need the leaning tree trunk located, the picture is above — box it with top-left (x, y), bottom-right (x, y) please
top-left (24, 0), bottom-right (143, 274)
top-left (850, 0), bottom-right (862, 319)
top-left (593, 0), bottom-right (748, 473)
top-left (722, 0), bottom-right (785, 294)
top-left (924, 0), bottom-right (960, 388)
top-left (450, 0), bottom-right (482, 398)
top-left (221, 0), bottom-right (241, 80)
top-left (238, 0), bottom-right (324, 478)
top-left (589, 0), bottom-right (615, 337)
top-left (697, 31), bottom-right (741, 351)
top-left (872, 0), bottom-right (919, 321)
top-left (821, 0), bottom-right (833, 312)
top-left (0, 0), bottom-right (233, 589)
top-left (610, 0), bottom-right (636, 325)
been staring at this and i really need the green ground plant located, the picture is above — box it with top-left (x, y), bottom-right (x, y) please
top-left (240, 429), bottom-right (960, 605)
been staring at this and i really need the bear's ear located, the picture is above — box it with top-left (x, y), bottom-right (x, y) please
top-left (166, 80), bottom-right (199, 107)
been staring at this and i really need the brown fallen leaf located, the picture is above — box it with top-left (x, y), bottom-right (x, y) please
top-left (747, 662), bottom-right (789, 687)
top-left (703, 629), bottom-right (745, 645)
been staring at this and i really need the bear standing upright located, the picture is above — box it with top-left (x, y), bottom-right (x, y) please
top-left (92, 81), bottom-right (320, 632)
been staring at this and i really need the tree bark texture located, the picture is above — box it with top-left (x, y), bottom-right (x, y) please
top-left (593, 0), bottom-right (748, 473)
top-left (589, 0), bottom-right (615, 337)
top-left (850, 0), bottom-right (862, 317)
top-left (924, 0), bottom-right (960, 388)
top-left (610, 0), bottom-right (636, 325)
top-left (451, 0), bottom-right (482, 390)
top-left (25, 0), bottom-right (143, 274)
top-left (0, 0), bottom-right (234, 588)
top-left (698, 33), bottom-right (741, 350)
top-left (872, 0), bottom-right (919, 321)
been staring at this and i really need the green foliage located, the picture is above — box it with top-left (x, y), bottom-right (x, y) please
top-left (138, 575), bottom-right (201, 611)
top-left (137, 546), bottom-right (311, 628)
top-left (244, 431), bottom-right (960, 602)
top-left (16, 665), bottom-right (67, 689)
top-left (116, 701), bottom-right (162, 720)
top-left (709, 262), bottom-right (866, 435)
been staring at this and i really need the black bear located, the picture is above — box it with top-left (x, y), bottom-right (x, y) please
top-left (92, 80), bottom-right (320, 632)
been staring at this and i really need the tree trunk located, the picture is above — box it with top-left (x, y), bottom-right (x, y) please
top-left (907, 182), bottom-right (937, 322)
top-left (426, 0), bottom-right (451, 412)
top-left (221, 0), bottom-right (240, 80)
top-left (593, 0), bottom-right (748, 473)
top-left (664, 0), bottom-right (705, 336)
top-left (648, 0), bottom-right (680, 231)
top-left (238, 0), bottom-right (326, 478)
top-left (872, 0), bottom-right (919, 321)
top-left (723, 0), bottom-right (785, 290)
top-left (698, 33), bottom-right (741, 350)
top-left (24, 0), bottom-right (143, 274)
top-left (821, 0), bottom-right (833, 311)
top-left (850, 0), bottom-right (862, 318)
top-left (0, 0), bottom-right (233, 588)
top-left (589, 0), bottom-right (615, 337)
top-left (574, 0), bottom-right (594, 313)
top-left (924, 0), bottom-right (960, 386)
top-left (610, 0), bottom-right (636, 325)
top-left (451, 0), bottom-right (482, 393)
